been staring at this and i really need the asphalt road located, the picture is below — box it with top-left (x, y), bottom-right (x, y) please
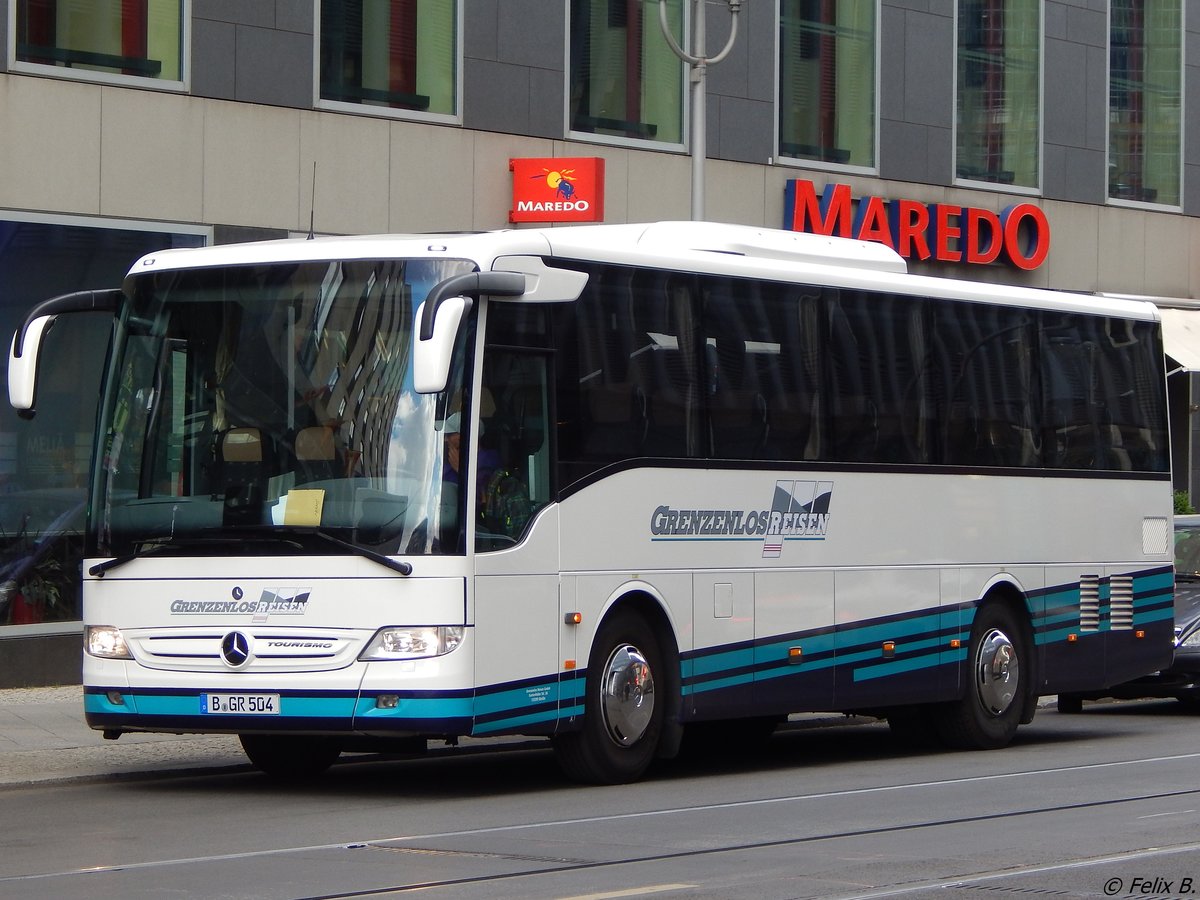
top-left (2, 699), bottom-right (1199, 900)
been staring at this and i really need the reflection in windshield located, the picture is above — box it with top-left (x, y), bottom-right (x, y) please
top-left (93, 257), bottom-right (478, 558)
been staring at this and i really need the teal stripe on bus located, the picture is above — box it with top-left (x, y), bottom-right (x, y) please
top-left (1133, 605), bottom-right (1175, 626)
top-left (85, 692), bottom-right (359, 719)
top-left (474, 681), bottom-right (559, 717)
top-left (754, 632), bottom-right (838, 664)
top-left (854, 648), bottom-right (966, 683)
top-left (1137, 570), bottom-right (1174, 594)
top-left (682, 671), bottom-right (754, 696)
top-left (354, 696), bottom-right (474, 720)
top-left (473, 706), bottom-right (581, 734)
top-left (832, 611), bottom-right (946, 650)
top-left (688, 645), bottom-right (757, 678)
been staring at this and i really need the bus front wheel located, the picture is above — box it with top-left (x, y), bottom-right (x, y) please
top-left (936, 602), bottom-right (1027, 750)
top-left (553, 611), bottom-right (665, 784)
top-left (239, 734), bottom-right (341, 779)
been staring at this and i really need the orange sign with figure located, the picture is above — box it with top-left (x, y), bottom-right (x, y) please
top-left (509, 157), bottom-right (605, 223)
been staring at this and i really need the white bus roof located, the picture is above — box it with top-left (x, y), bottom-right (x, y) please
top-left (129, 222), bottom-right (1160, 323)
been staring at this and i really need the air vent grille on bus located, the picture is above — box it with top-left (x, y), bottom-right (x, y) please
top-left (1079, 575), bottom-right (1101, 632)
top-left (131, 629), bottom-right (361, 673)
top-left (1109, 575), bottom-right (1135, 630)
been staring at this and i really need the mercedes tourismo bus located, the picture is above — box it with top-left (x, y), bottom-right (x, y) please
top-left (7, 222), bottom-right (1175, 783)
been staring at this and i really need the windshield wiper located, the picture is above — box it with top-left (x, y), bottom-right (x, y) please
top-left (89, 528), bottom-right (412, 578)
top-left (89, 533), bottom-right (306, 578)
top-left (288, 527), bottom-right (413, 576)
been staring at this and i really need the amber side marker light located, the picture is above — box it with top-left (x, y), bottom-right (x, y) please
top-left (882, 641), bottom-right (896, 659)
top-left (949, 639), bottom-right (962, 649)
top-left (564, 612), bottom-right (582, 625)
top-left (787, 646), bottom-right (803, 664)
top-left (563, 660), bottom-right (577, 670)
top-left (1067, 634), bottom-right (1079, 643)
top-left (1135, 630), bottom-right (1146, 639)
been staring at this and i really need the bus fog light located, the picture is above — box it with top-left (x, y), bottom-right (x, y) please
top-left (376, 694), bottom-right (399, 709)
top-left (86, 625), bottom-right (132, 659)
top-left (106, 691), bottom-right (126, 706)
top-left (360, 626), bottom-right (464, 660)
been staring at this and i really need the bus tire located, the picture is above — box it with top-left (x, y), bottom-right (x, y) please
top-left (935, 602), bottom-right (1027, 750)
top-left (553, 611), bottom-right (665, 784)
top-left (239, 734), bottom-right (341, 779)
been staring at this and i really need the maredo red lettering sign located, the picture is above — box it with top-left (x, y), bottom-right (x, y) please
top-left (784, 179), bottom-right (1050, 270)
top-left (510, 157), bottom-right (605, 223)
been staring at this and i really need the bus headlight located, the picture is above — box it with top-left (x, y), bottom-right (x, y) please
top-left (86, 625), bottom-right (132, 659)
top-left (359, 626), bottom-right (464, 660)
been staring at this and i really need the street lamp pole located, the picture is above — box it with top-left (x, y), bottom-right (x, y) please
top-left (656, 0), bottom-right (742, 221)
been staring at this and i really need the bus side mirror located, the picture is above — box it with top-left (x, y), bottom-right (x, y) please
top-left (412, 272), bottom-right (528, 394)
top-left (8, 315), bottom-right (55, 418)
top-left (7, 288), bottom-right (123, 419)
top-left (413, 295), bottom-right (471, 394)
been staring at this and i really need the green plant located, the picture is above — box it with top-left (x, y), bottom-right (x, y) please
top-left (21, 556), bottom-right (65, 611)
top-left (1175, 491), bottom-right (1195, 515)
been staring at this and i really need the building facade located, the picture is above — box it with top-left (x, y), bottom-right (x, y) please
top-left (1, 0), bottom-right (1198, 685)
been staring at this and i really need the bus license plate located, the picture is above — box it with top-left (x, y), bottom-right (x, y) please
top-left (203, 693), bottom-right (279, 715)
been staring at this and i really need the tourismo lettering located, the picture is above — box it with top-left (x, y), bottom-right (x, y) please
top-left (784, 179), bottom-right (1050, 270)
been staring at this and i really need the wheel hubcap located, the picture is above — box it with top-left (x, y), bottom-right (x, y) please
top-left (975, 627), bottom-right (1019, 716)
top-left (600, 643), bottom-right (655, 746)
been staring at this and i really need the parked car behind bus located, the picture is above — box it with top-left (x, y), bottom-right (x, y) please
top-left (1058, 514), bottom-right (1200, 713)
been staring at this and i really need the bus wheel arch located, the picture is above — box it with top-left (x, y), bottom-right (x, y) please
top-left (937, 588), bottom-right (1035, 749)
top-left (553, 593), bottom-right (680, 783)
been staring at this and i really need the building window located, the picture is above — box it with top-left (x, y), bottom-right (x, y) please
top-left (0, 216), bottom-right (206, 628)
top-left (955, 0), bottom-right (1040, 188)
top-left (778, 0), bottom-right (876, 168)
top-left (14, 0), bottom-right (184, 84)
top-left (319, 0), bottom-right (458, 118)
top-left (569, 0), bottom-right (684, 145)
top-left (1109, 0), bottom-right (1182, 206)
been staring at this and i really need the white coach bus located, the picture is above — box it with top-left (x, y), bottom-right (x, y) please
top-left (8, 222), bottom-right (1174, 783)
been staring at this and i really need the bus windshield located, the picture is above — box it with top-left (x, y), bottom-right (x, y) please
top-left (90, 257), bottom-right (479, 560)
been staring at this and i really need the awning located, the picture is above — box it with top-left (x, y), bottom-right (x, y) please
top-left (1157, 308), bottom-right (1200, 373)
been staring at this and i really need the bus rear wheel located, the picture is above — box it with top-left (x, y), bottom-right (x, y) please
top-left (553, 611), bottom-right (665, 784)
top-left (239, 734), bottom-right (341, 779)
top-left (936, 603), bottom-right (1027, 750)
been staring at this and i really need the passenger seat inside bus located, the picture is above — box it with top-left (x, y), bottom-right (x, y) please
top-left (217, 426), bottom-right (270, 524)
top-left (293, 424), bottom-right (339, 483)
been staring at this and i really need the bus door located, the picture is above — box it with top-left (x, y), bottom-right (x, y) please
top-left (473, 305), bottom-right (561, 733)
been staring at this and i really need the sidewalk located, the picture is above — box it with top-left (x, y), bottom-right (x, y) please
top-left (0, 685), bottom-right (246, 786)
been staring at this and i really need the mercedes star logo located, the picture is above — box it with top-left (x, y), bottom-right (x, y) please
top-left (220, 631), bottom-right (251, 668)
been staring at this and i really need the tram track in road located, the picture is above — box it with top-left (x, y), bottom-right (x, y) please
top-left (299, 787), bottom-right (1200, 899)
top-left (5, 750), bottom-right (1200, 899)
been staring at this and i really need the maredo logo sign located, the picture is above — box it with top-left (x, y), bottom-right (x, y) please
top-left (784, 179), bottom-right (1050, 270)
top-left (510, 157), bottom-right (605, 223)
